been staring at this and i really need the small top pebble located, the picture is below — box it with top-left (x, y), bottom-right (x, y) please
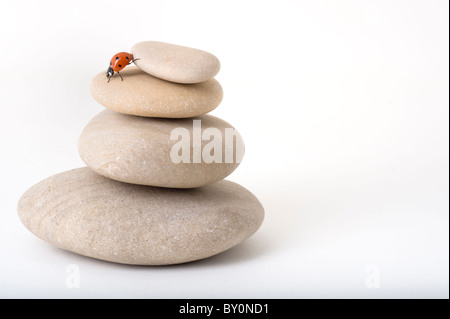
top-left (131, 41), bottom-right (220, 84)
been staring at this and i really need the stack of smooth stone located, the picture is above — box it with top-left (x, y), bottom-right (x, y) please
top-left (18, 41), bottom-right (264, 265)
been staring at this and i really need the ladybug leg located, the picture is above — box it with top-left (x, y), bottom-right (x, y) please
top-left (129, 58), bottom-right (140, 65)
top-left (117, 72), bottom-right (123, 81)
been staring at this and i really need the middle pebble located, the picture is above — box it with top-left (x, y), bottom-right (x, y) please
top-left (90, 67), bottom-right (223, 118)
top-left (79, 110), bottom-right (245, 188)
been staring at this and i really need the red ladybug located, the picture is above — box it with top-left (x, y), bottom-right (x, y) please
top-left (106, 52), bottom-right (138, 82)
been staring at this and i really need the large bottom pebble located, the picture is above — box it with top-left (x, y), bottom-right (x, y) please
top-left (17, 168), bottom-right (264, 265)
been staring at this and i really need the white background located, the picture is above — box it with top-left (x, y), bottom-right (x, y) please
top-left (0, 0), bottom-right (448, 299)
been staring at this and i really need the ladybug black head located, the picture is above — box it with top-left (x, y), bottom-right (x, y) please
top-left (106, 66), bottom-right (114, 81)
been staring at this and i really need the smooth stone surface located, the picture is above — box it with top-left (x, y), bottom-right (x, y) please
top-left (131, 41), bottom-right (220, 84)
top-left (90, 67), bottom-right (223, 118)
top-left (79, 110), bottom-right (244, 188)
top-left (17, 168), bottom-right (264, 265)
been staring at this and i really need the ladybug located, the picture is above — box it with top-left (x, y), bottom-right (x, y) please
top-left (106, 52), bottom-right (139, 82)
